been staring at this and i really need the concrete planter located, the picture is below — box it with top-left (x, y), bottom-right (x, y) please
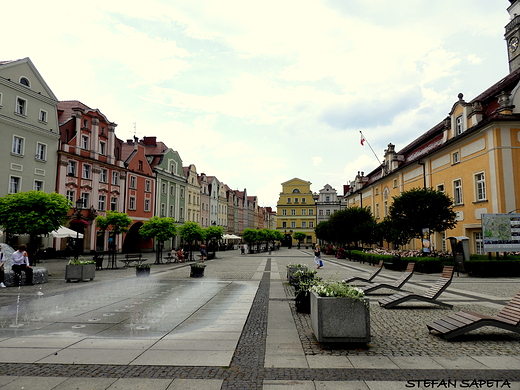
top-left (136, 267), bottom-right (151, 277)
top-left (287, 266), bottom-right (308, 285)
top-left (65, 264), bottom-right (95, 282)
top-left (190, 265), bottom-right (206, 278)
top-left (310, 291), bottom-right (370, 343)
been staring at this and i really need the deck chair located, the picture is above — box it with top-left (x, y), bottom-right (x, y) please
top-left (343, 260), bottom-right (384, 284)
top-left (378, 266), bottom-right (454, 309)
top-left (361, 262), bottom-right (415, 294)
top-left (426, 291), bottom-right (520, 340)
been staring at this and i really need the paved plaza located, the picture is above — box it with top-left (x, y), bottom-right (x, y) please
top-left (0, 247), bottom-right (519, 389)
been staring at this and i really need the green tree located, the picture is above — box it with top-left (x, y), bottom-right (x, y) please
top-left (328, 207), bottom-right (376, 249)
top-left (375, 218), bottom-right (413, 249)
top-left (388, 187), bottom-right (457, 244)
top-left (241, 228), bottom-right (258, 253)
top-left (203, 225), bottom-right (224, 257)
top-left (96, 211), bottom-right (133, 267)
top-left (315, 220), bottom-right (333, 244)
top-left (293, 232), bottom-right (307, 249)
top-left (179, 221), bottom-right (204, 260)
top-left (0, 191), bottom-right (71, 258)
top-left (139, 216), bottom-right (177, 264)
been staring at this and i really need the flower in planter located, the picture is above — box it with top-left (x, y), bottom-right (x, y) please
top-left (68, 257), bottom-right (95, 265)
top-left (191, 262), bottom-right (207, 269)
top-left (287, 263), bottom-right (306, 268)
top-left (135, 263), bottom-right (151, 269)
top-left (310, 280), bottom-right (365, 299)
top-left (292, 269), bottom-right (321, 293)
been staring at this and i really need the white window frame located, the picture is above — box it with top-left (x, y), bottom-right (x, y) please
top-left (282, 209), bottom-right (287, 216)
top-left (309, 209), bottom-right (314, 215)
top-left (302, 221), bottom-right (307, 228)
top-left (36, 142), bottom-right (46, 161)
top-left (169, 205), bottom-right (174, 217)
top-left (145, 180), bottom-right (151, 193)
top-left (82, 164), bottom-right (91, 179)
top-left (100, 168), bottom-right (108, 183)
top-left (287, 198), bottom-right (291, 204)
top-left (15, 97), bottom-right (27, 116)
top-left (80, 193), bottom-right (90, 208)
top-left (437, 183), bottom-right (445, 193)
top-left (282, 222), bottom-right (287, 228)
top-left (20, 77), bottom-right (30, 87)
top-left (112, 171), bottom-right (119, 185)
top-left (160, 203), bottom-right (165, 216)
top-left (34, 180), bottom-right (44, 191)
top-left (110, 197), bottom-right (117, 211)
top-left (66, 190), bottom-right (75, 202)
top-left (39, 109), bottom-right (48, 123)
top-left (302, 198), bottom-right (306, 203)
top-left (99, 141), bottom-right (106, 155)
top-left (81, 135), bottom-right (89, 150)
top-left (475, 172), bottom-right (486, 201)
top-left (129, 196), bottom-right (136, 210)
top-left (291, 209), bottom-right (296, 216)
top-left (301, 209), bottom-right (306, 215)
top-left (475, 232), bottom-right (484, 255)
top-left (98, 195), bottom-right (106, 211)
top-left (453, 179), bottom-right (463, 205)
top-left (456, 115), bottom-right (463, 135)
top-left (145, 199), bottom-right (151, 213)
top-left (294, 198), bottom-right (299, 203)
top-left (130, 176), bottom-right (136, 189)
top-left (9, 176), bottom-right (21, 193)
top-left (453, 151), bottom-right (460, 164)
top-left (291, 222), bottom-right (296, 228)
top-left (68, 160), bottom-right (77, 176)
top-left (161, 182), bottom-right (166, 194)
top-left (12, 135), bottom-right (24, 155)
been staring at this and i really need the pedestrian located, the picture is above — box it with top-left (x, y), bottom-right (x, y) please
top-left (240, 245), bottom-right (245, 255)
top-left (0, 246), bottom-right (6, 288)
top-left (200, 244), bottom-right (207, 262)
top-left (314, 244), bottom-right (323, 269)
top-left (12, 244), bottom-right (33, 286)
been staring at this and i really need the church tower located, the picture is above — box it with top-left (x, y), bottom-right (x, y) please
top-left (506, 0), bottom-right (520, 72)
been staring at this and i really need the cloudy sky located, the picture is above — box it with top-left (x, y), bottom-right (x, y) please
top-left (3, 0), bottom-right (512, 208)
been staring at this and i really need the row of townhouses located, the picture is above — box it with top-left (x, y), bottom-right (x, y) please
top-left (277, 1), bottom-right (520, 255)
top-left (0, 58), bottom-right (276, 254)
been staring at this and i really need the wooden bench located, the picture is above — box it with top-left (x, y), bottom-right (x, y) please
top-left (343, 260), bottom-right (384, 284)
top-left (361, 262), bottom-right (415, 294)
top-left (121, 254), bottom-right (145, 267)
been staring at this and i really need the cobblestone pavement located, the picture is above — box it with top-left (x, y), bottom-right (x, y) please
top-left (1, 249), bottom-right (520, 389)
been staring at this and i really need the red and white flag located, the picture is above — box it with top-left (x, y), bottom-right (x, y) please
top-left (360, 132), bottom-right (366, 146)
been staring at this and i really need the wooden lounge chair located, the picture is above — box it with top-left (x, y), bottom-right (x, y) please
top-left (343, 260), bottom-right (384, 284)
top-left (426, 291), bottom-right (520, 340)
top-left (378, 266), bottom-right (454, 309)
top-left (361, 262), bottom-right (415, 294)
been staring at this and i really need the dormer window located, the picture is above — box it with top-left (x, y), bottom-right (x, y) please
top-left (456, 115), bottom-right (463, 135)
top-left (19, 77), bottom-right (30, 87)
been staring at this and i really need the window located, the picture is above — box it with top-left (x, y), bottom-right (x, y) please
top-left (437, 184), bottom-right (445, 193)
top-left (453, 151), bottom-right (460, 164)
top-left (83, 119), bottom-right (88, 129)
top-left (294, 198), bottom-right (299, 203)
top-left (16, 97), bottom-right (27, 115)
top-left (302, 221), bottom-right (307, 228)
top-left (66, 190), bottom-right (75, 202)
top-left (111, 197), bottom-right (117, 211)
top-left (112, 172), bottom-right (119, 185)
top-left (325, 196), bottom-right (330, 202)
top-left (80, 193), bottom-right (90, 208)
top-left (100, 169), bottom-right (108, 183)
top-left (292, 189), bottom-right (300, 193)
top-left (475, 232), bottom-right (484, 255)
top-left (146, 180), bottom-right (151, 193)
top-left (98, 195), bottom-right (106, 211)
top-left (130, 176), bottom-right (136, 189)
top-left (302, 198), bottom-right (306, 203)
top-left (291, 222), bottom-right (296, 228)
top-left (375, 188), bottom-right (379, 196)
top-left (475, 173), bottom-right (486, 201)
top-left (318, 210), bottom-right (323, 216)
top-left (99, 141), bottom-right (106, 155)
top-left (36, 143), bottom-right (46, 160)
top-left (291, 209), bottom-right (296, 215)
top-left (138, 160), bottom-right (143, 171)
top-left (282, 209), bottom-right (287, 216)
top-left (384, 201), bottom-right (388, 217)
top-left (82, 164), bottom-right (91, 179)
top-left (161, 182), bottom-right (166, 194)
top-left (129, 196), bottom-right (136, 210)
top-left (9, 176), bottom-right (20, 193)
top-left (309, 209), bottom-right (314, 215)
top-left (287, 198), bottom-right (291, 203)
top-left (0, 92), bottom-right (3, 106)
top-left (39, 109), bottom-right (47, 123)
top-left (12, 136), bottom-right (24, 155)
top-left (454, 179), bottom-right (463, 205)
top-left (145, 199), bottom-right (151, 212)
top-left (67, 161), bottom-right (77, 176)
top-left (301, 209), bottom-right (306, 215)
top-left (393, 179), bottom-right (398, 188)
top-left (170, 186), bottom-right (175, 196)
top-left (326, 209), bottom-right (330, 215)
top-left (34, 180), bottom-right (43, 191)
top-left (282, 222), bottom-right (287, 228)
top-left (456, 115), bottom-right (463, 135)
top-left (160, 203), bottom-right (165, 216)
top-left (180, 188), bottom-right (185, 198)
top-left (169, 205), bottom-right (174, 217)
top-left (376, 203), bottom-right (380, 219)
top-left (20, 77), bottom-right (30, 87)
top-left (81, 135), bottom-right (89, 149)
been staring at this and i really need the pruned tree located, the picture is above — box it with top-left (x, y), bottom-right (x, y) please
top-left (179, 221), bottom-right (204, 261)
top-left (293, 232), bottom-right (307, 249)
top-left (96, 210), bottom-right (133, 267)
top-left (139, 216), bottom-right (177, 264)
top-left (327, 207), bottom-right (376, 249)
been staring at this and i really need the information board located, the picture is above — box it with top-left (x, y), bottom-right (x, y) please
top-left (482, 213), bottom-right (520, 252)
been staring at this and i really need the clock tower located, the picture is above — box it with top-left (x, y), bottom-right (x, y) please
top-left (506, 0), bottom-right (520, 73)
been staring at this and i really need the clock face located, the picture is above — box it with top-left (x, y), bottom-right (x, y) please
top-left (510, 36), bottom-right (519, 53)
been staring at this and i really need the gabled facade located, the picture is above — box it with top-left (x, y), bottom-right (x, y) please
top-left (143, 136), bottom-right (186, 250)
top-left (276, 178), bottom-right (317, 245)
top-left (121, 138), bottom-right (155, 252)
top-left (57, 100), bottom-right (125, 253)
top-left (183, 164), bottom-right (200, 223)
top-left (225, 184), bottom-right (236, 234)
top-left (316, 184), bottom-right (341, 225)
top-left (207, 176), bottom-right (219, 226)
top-left (218, 180), bottom-right (228, 229)
top-left (0, 58), bottom-right (60, 197)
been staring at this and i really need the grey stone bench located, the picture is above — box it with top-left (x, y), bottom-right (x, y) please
top-left (4, 267), bottom-right (48, 287)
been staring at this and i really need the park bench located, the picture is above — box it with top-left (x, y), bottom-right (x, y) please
top-left (121, 254), bottom-right (145, 267)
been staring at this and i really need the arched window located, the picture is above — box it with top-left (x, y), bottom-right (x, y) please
top-left (20, 77), bottom-right (30, 87)
top-left (292, 189), bottom-right (300, 193)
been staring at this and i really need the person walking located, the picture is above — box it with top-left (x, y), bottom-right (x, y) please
top-left (314, 244), bottom-right (323, 269)
top-left (0, 246), bottom-right (6, 288)
top-left (12, 244), bottom-right (33, 286)
top-left (200, 244), bottom-right (208, 262)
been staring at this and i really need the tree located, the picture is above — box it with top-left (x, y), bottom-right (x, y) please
top-left (203, 225), bottom-right (224, 257)
top-left (376, 218), bottom-right (414, 249)
top-left (139, 216), bottom-right (177, 264)
top-left (327, 207), bottom-right (376, 249)
top-left (388, 187), bottom-right (457, 244)
top-left (241, 228), bottom-right (258, 253)
top-left (293, 232), bottom-right (307, 249)
top-left (315, 220), bottom-right (333, 244)
top-left (179, 221), bottom-right (204, 260)
top-left (0, 191), bottom-right (71, 258)
top-left (96, 211), bottom-right (133, 268)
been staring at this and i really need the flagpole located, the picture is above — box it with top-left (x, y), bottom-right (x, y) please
top-left (360, 131), bottom-right (383, 167)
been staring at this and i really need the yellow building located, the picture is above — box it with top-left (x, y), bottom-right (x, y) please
top-left (277, 178), bottom-right (317, 246)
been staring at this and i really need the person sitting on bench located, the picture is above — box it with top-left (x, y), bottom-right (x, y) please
top-left (12, 244), bottom-right (33, 286)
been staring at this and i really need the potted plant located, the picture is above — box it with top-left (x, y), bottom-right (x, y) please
top-left (286, 263), bottom-right (308, 285)
top-left (293, 269), bottom-right (321, 314)
top-left (135, 263), bottom-right (151, 277)
top-left (190, 262), bottom-right (206, 278)
top-left (65, 257), bottom-right (96, 282)
top-left (309, 280), bottom-right (370, 343)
